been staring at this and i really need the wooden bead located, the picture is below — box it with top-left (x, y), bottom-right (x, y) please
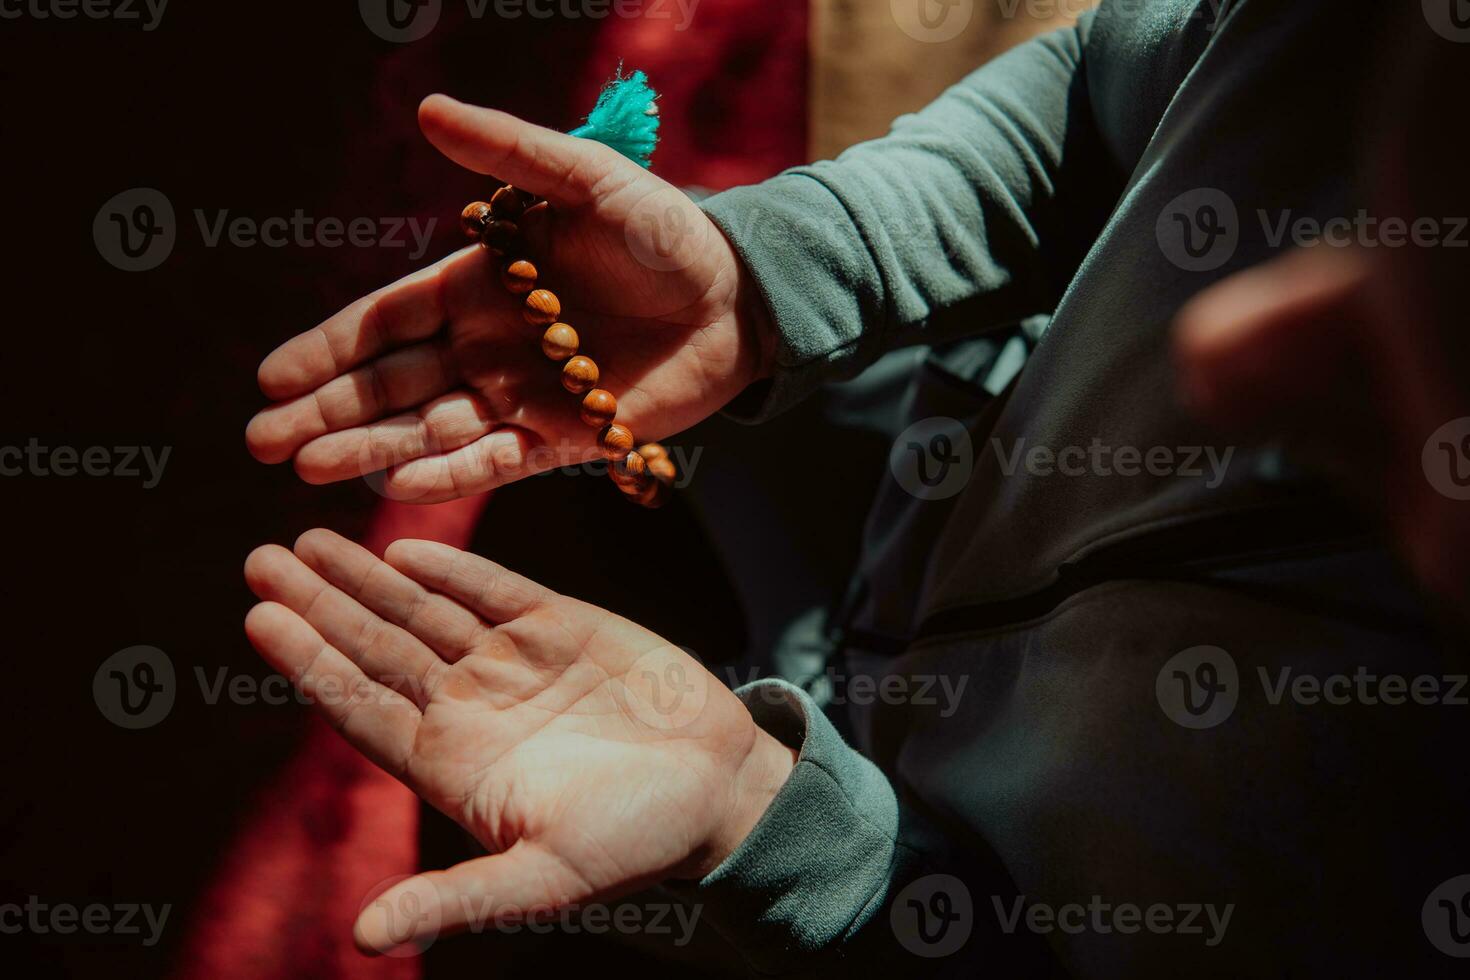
top-left (541, 323), bottom-right (579, 361)
top-left (579, 389), bottom-right (618, 428)
top-left (637, 442), bottom-right (668, 463)
top-left (490, 185), bottom-right (525, 220)
top-left (636, 479), bottom-right (671, 509)
top-left (647, 454), bottom-right (677, 485)
top-left (599, 423), bottom-right (635, 460)
top-left (502, 259), bottom-right (537, 295)
top-left (611, 451), bottom-right (651, 493)
top-left (460, 201), bottom-right (492, 239)
top-left (561, 355), bottom-right (599, 394)
top-left (480, 219), bottom-right (520, 257)
top-left (524, 289), bottom-right (561, 326)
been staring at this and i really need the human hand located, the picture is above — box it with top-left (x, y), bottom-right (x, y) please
top-left (243, 529), bottom-right (794, 952)
top-left (246, 95), bottom-right (772, 502)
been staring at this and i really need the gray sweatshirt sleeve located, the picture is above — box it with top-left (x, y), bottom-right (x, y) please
top-left (702, 17), bottom-right (1101, 421)
top-left (668, 679), bottom-right (1031, 976)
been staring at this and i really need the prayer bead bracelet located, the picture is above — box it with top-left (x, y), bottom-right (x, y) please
top-left (460, 187), bottom-right (676, 508)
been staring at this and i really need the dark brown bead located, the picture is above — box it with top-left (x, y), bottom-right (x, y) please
top-left (579, 389), bottom-right (618, 428)
top-left (647, 454), bottom-right (677, 485)
top-left (501, 259), bottom-right (537, 295)
top-left (523, 289), bottom-right (561, 326)
top-left (561, 355), bottom-right (599, 394)
top-left (480, 219), bottom-right (520, 257)
top-left (490, 185), bottom-right (525, 220)
top-left (460, 201), bottom-right (492, 239)
top-left (636, 479), bottom-right (671, 509)
top-left (614, 469), bottom-right (654, 495)
top-left (542, 323), bottom-right (579, 361)
top-left (599, 423), bottom-right (635, 460)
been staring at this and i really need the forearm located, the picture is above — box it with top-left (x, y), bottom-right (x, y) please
top-left (707, 16), bottom-right (1100, 421)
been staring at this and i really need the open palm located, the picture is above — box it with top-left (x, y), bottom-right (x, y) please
top-left (245, 95), bottom-right (769, 502)
top-left (244, 529), bottom-right (793, 953)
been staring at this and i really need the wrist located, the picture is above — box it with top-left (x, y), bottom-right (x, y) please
top-left (690, 725), bottom-right (796, 879)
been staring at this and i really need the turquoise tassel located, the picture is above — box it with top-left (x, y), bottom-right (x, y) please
top-left (567, 68), bottom-right (661, 169)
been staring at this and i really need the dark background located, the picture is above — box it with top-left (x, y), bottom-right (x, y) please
top-left (0, 3), bottom-right (882, 976)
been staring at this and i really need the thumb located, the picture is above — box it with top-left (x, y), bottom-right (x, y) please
top-left (353, 843), bottom-right (582, 956)
top-left (418, 94), bottom-right (626, 207)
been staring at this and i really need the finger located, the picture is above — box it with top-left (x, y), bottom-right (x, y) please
top-left (378, 427), bottom-right (554, 504)
top-left (1173, 247), bottom-right (1370, 434)
top-left (419, 94), bottom-right (629, 207)
top-left (293, 390), bottom-right (498, 485)
top-left (247, 339), bottom-right (458, 466)
top-left (354, 844), bottom-right (589, 955)
top-left (245, 544), bottom-right (447, 707)
top-left (384, 538), bottom-right (550, 624)
top-left (243, 601), bottom-right (419, 777)
top-left (293, 528), bottom-right (490, 664)
top-left (255, 245), bottom-right (490, 404)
